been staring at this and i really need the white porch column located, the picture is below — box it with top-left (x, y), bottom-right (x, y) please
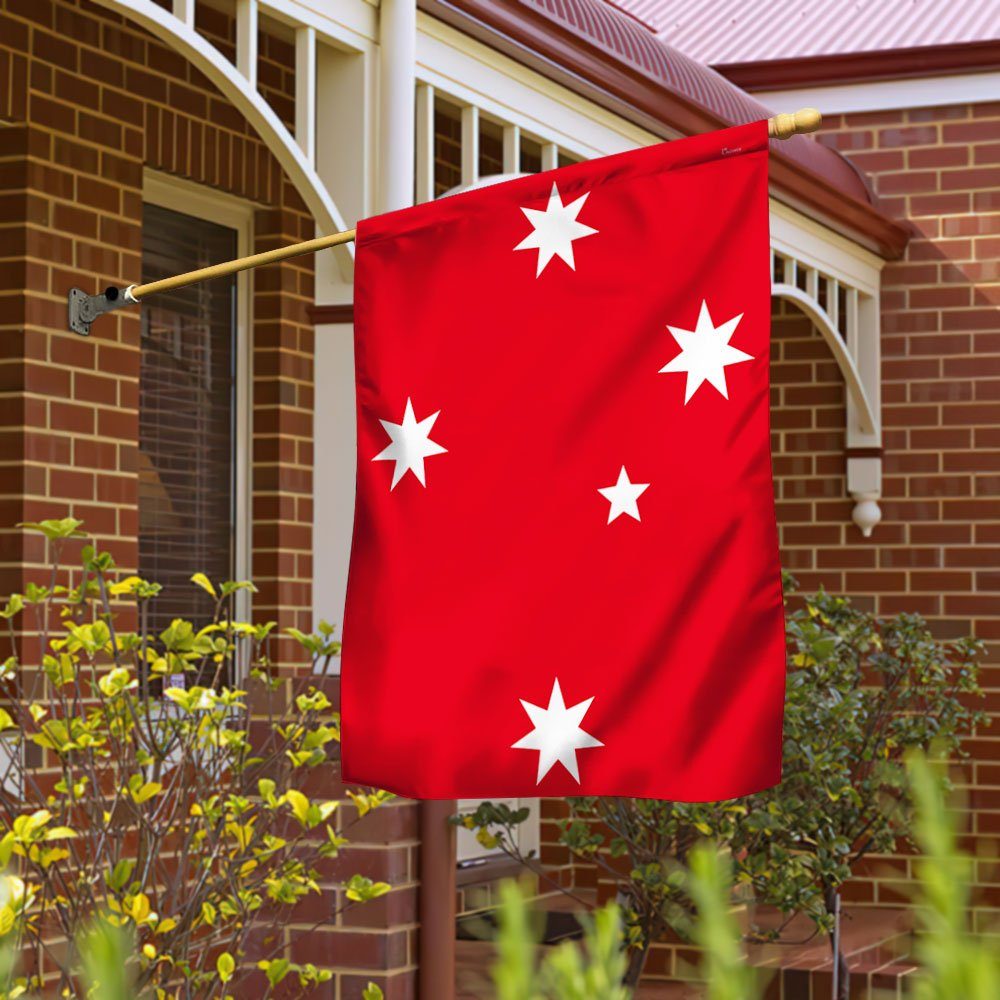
top-left (378, 0), bottom-right (416, 212)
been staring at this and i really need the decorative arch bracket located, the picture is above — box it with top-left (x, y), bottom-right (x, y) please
top-left (90, 0), bottom-right (354, 281)
top-left (770, 205), bottom-right (884, 537)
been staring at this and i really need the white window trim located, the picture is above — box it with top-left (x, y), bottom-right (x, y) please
top-left (141, 170), bottom-right (254, 623)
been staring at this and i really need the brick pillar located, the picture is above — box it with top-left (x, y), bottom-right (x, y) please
top-left (0, 123), bottom-right (33, 604)
top-left (252, 202), bottom-right (315, 670)
top-left (0, 107), bottom-right (142, 603)
top-left (250, 203), bottom-right (420, 996)
top-left (312, 796), bottom-right (421, 1000)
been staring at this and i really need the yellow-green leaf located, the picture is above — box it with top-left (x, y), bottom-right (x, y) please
top-left (216, 952), bottom-right (235, 983)
top-left (190, 573), bottom-right (217, 598)
top-left (41, 827), bottom-right (77, 841)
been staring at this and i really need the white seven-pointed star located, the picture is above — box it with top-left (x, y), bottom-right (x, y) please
top-left (659, 300), bottom-right (754, 403)
top-left (372, 397), bottom-right (447, 489)
top-left (598, 466), bottom-right (650, 524)
top-left (511, 678), bottom-right (604, 784)
top-left (514, 182), bottom-right (598, 276)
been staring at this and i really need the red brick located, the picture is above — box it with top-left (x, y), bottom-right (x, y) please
top-left (944, 121), bottom-right (1000, 142)
top-left (48, 400), bottom-right (93, 435)
top-left (48, 468), bottom-right (94, 500)
top-left (878, 125), bottom-right (939, 147)
top-left (29, 93), bottom-right (75, 132)
top-left (943, 213), bottom-right (1000, 237)
top-left (974, 190), bottom-right (1000, 212)
top-left (910, 193), bottom-right (971, 216)
top-left (908, 146), bottom-right (969, 169)
top-left (909, 285), bottom-right (971, 309)
top-left (878, 170), bottom-right (938, 194)
top-left (942, 309), bottom-right (1000, 331)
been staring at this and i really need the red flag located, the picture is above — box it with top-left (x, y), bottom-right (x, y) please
top-left (342, 120), bottom-right (785, 801)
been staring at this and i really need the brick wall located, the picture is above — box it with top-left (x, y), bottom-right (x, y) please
top-left (534, 100), bottom-right (1000, 991)
top-left (0, 1), bottom-right (417, 995)
top-left (816, 101), bottom-right (999, 926)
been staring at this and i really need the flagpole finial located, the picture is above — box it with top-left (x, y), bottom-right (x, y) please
top-left (768, 108), bottom-right (822, 140)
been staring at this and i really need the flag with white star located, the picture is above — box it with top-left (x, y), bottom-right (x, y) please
top-left (342, 120), bottom-right (785, 800)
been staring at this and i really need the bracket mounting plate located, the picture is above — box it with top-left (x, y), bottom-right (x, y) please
top-left (67, 286), bottom-right (132, 336)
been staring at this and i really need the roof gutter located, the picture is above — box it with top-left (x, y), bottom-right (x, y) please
top-left (718, 38), bottom-right (1000, 91)
top-left (418, 0), bottom-right (910, 259)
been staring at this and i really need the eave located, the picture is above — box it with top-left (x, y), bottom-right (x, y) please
top-left (418, 0), bottom-right (911, 260)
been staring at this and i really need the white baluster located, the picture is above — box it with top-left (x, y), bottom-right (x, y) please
top-left (503, 124), bottom-right (520, 174)
top-left (295, 26), bottom-right (316, 165)
top-left (461, 105), bottom-right (479, 187)
top-left (236, 0), bottom-right (258, 91)
top-left (828, 277), bottom-right (839, 330)
top-left (172, 0), bottom-right (195, 28)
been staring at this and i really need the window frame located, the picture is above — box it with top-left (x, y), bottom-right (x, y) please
top-left (141, 171), bottom-right (254, 625)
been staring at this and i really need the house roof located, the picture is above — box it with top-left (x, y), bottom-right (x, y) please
top-left (608, 0), bottom-right (1000, 64)
top-left (420, 0), bottom-right (910, 257)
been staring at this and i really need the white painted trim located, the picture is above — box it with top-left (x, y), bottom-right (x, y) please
top-left (261, 0), bottom-right (377, 50)
top-left (461, 104), bottom-right (480, 186)
top-left (770, 199), bottom-right (883, 295)
top-left (94, 0), bottom-right (353, 279)
top-left (502, 123), bottom-right (520, 174)
top-left (378, 0), bottom-right (417, 213)
top-left (773, 282), bottom-right (878, 438)
top-left (142, 170), bottom-right (254, 621)
top-left (849, 293), bottom-right (881, 450)
top-left (236, 0), bottom-right (258, 91)
top-left (754, 70), bottom-right (1000, 116)
top-left (172, 0), bottom-right (194, 28)
top-left (295, 25), bottom-right (317, 165)
top-left (416, 12), bottom-right (662, 161)
top-left (415, 82), bottom-right (436, 203)
top-left (541, 142), bottom-right (559, 171)
top-left (312, 318), bottom-right (354, 666)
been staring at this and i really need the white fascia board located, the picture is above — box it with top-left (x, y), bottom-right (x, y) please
top-left (756, 71), bottom-right (1000, 116)
top-left (416, 13), bottom-right (662, 161)
top-left (261, 0), bottom-right (376, 50)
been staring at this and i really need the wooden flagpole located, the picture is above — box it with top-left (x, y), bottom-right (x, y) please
top-left (67, 109), bottom-right (820, 333)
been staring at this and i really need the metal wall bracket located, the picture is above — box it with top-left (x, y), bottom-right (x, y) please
top-left (67, 286), bottom-right (136, 336)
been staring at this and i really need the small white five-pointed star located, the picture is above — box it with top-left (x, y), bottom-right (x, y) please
top-left (512, 678), bottom-right (604, 784)
top-left (372, 397), bottom-right (447, 489)
top-left (659, 300), bottom-right (754, 403)
top-left (598, 466), bottom-right (650, 524)
top-left (514, 182), bottom-right (598, 277)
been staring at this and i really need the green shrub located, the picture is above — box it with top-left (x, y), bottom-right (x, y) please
top-left (460, 580), bottom-right (985, 988)
top-left (908, 751), bottom-right (1000, 999)
top-left (0, 518), bottom-right (392, 998)
top-left (491, 879), bottom-right (630, 1000)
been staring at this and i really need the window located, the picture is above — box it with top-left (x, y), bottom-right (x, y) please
top-left (139, 203), bottom-right (238, 636)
